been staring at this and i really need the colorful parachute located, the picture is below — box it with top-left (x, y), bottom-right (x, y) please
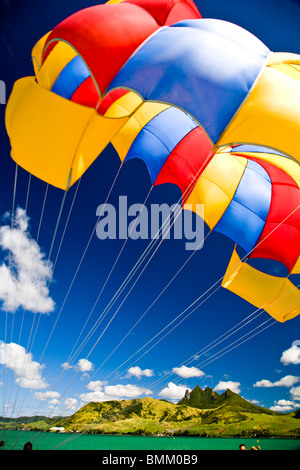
top-left (5, 0), bottom-right (300, 322)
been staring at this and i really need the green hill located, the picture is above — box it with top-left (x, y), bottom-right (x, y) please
top-left (52, 386), bottom-right (300, 438)
top-left (178, 385), bottom-right (277, 415)
top-left (2, 386), bottom-right (300, 438)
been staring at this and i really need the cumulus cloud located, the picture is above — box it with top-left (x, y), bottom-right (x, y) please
top-left (64, 398), bottom-right (78, 411)
top-left (61, 358), bottom-right (94, 374)
top-left (87, 380), bottom-right (107, 391)
top-left (214, 380), bottom-right (241, 394)
top-left (270, 399), bottom-right (299, 412)
top-left (127, 366), bottom-right (154, 379)
top-left (80, 381), bottom-right (152, 403)
top-left (105, 384), bottom-right (152, 398)
top-left (34, 390), bottom-right (60, 401)
top-left (0, 208), bottom-right (55, 314)
top-left (254, 375), bottom-right (300, 388)
top-left (280, 344), bottom-right (300, 366)
top-left (80, 390), bottom-right (108, 403)
top-left (158, 382), bottom-right (190, 401)
top-left (0, 341), bottom-right (48, 389)
top-left (77, 358), bottom-right (94, 373)
top-left (34, 390), bottom-right (79, 412)
top-left (172, 365), bottom-right (205, 378)
top-left (290, 386), bottom-right (300, 401)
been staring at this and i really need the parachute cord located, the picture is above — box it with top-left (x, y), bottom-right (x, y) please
top-left (7, 181), bottom-right (82, 450)
top-left (65, 185), bottom-right (154, 366)
top-left (4, 182), bottom-right (51, 431)
top-left (14, 154), bottom-right (212, 428)
top-left (43, 266), bottom-right (298, 448)
top-left (16, 158), bottom-right (300, 436)
top-left (7, 173), bottom-right (32, 345)
top-left (44, 318), bottom-right (278, 450)
top-left (94, 230), bottom-right (211, 376)
top-left (13, 182), bottom-right (49, 352)
top-left (23, 187), bottom-right (68, 356)
top-left (8, 180), bottom-right (80, 432)
top-left (66, 276), bottom-right (299, 431)
top-left (42, 289), bottom-right (295, 449)
top-left (2, 172), bottom-right (32, 440)
top-left (26, 197), bottom-right (300, 440)
top-left (8, 165), bottom-right (122, 432)
top-left (97, 208), bottom-right (300, 382)
top-left (53, 149), bottom-right (214, 371)
top-left (1, 163), bottom-right (18, 439)
top-left (10, 154), bottom-right (270, 426)
top-left (34, 269), bottom-right (299, 448)
top-left (37, 164), bottom-right (123, 365)
top-left (14, 184), bottom-right (155, 431)
top-left (24, 189), bottom-right (68, 352)
top-left (29, 203), bottom-right (209, 425)
top-left (101, 272), bottom-right (297, 395)
top-left (7, 173), bottom-right (31, 345)
top-left (40, 201), bottom-right (300, 428)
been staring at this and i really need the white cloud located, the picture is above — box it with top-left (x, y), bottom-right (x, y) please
top-left (158, 382), bottom-right (190, 401)
top-left (49, 398), bottom-right (60, 405)
top-left (277, 399), bottom-right (296, 406)
top-left (214, 380), bottom-right (241, 394)
top-left (34, 390), bottom-right (60, 400)
top-left (270, 404), bottom-right (295, 412)
top-left (80, 383), bottom-right (152, 403)
top-left (61, 358), bottom-right (94, 374)
top-left (0, 342), bottom-right (48, 389)
top-left (77, 358), bottom-right (94, 373)
top-left (104, 384), bottom-right (152, 398)
top-left (254, 379), bottom-right (274, 388)
top-left (127, 366), bottom-right (154, 379)
top-left (0, 208), bottom-right (55, 314)
top-left (254, 375), bottom-right (300, 388)
top-left (250, 399), bottom-right (260, 405)
top-left (172, 365), bottom-right (205, 378)
top-left (281, 345), bottom-right (300, 366)
top-left (80, 390), bottom-right (108, 403)
top-left (270, 399), bottom-right (299, 412)
top-left (290, 386), bottom-right (300, 401)
top-left (87, 380), bottom-right (107, 391)
top-left (64, 398), bottom-right (78, 410)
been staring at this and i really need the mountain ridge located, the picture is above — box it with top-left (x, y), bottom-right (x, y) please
top-left (54, 386), bottom-right (300, 437)
top-left (177, 385), bottom-right (278, 415)
top-left (1, 386), bottom-right (299, 438)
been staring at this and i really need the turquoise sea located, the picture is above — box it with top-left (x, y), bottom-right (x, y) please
top-left (1, 430), bottom-right (300, 451)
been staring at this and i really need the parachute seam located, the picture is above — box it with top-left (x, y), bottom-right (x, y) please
top-left (214, 51), bottom-right (273, 149)
top-left (41, 38), bottom-right (102, 97)
top-left (216, 141), bottom-right (300, 167)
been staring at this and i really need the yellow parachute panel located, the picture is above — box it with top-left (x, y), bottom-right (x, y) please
top-left (222, 248), bottom-right (300, 322)
top-left (217, 53), bottom-right (300, 163)
top-left (5, 77), bottom-right (130, 189)
top-left (184, 152), bottom-right (247, 228)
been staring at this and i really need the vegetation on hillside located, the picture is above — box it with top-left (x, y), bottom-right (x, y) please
top-left (1, 386), bottom-right (299, 438)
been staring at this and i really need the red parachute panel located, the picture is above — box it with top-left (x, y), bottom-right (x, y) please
top-left (154, 126), bottom-right (213, 203)
top-left (248, 157), bottom-right (300, 272)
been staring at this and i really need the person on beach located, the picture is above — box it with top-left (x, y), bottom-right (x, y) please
top-left (239, 443), bottom-right (247, 450)
top-left (23, 441), bottom-right (32, 450)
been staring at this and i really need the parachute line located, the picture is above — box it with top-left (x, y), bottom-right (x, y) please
top-left (1, 163), bottom-right (18, 439)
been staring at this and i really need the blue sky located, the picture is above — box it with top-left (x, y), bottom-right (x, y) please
top-left (0, 0), bottom-right (300, 423)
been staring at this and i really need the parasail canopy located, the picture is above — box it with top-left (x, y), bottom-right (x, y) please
top-left (5, 0), bottom-right (300, 322)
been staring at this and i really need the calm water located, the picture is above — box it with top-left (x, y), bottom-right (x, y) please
top-left (1, 430), bottom-right (300, 451)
